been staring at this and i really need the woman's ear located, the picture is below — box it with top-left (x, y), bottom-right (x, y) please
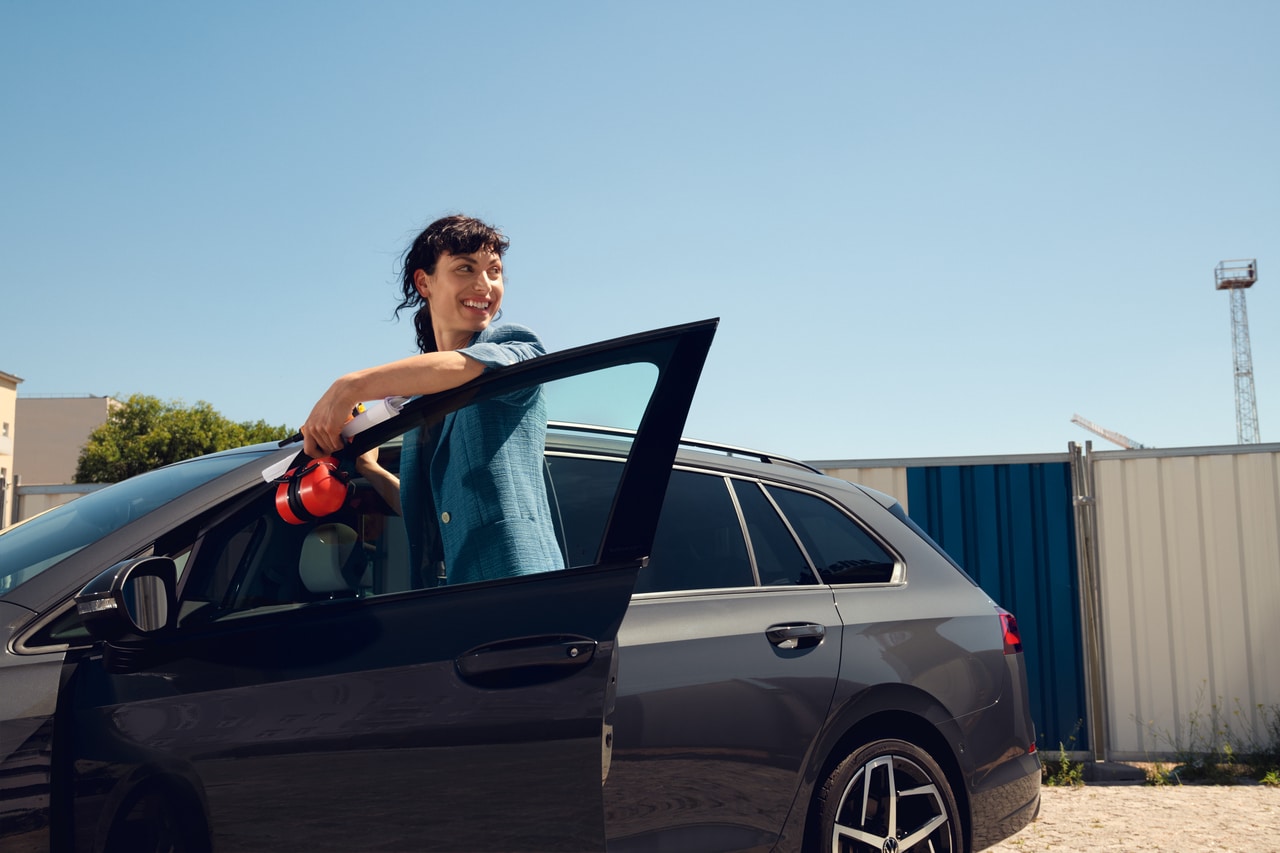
top-left (413, 269), bottom-right (431, 300)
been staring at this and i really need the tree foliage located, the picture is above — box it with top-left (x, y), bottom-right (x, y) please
top-left (74, 394), bottom-right (292, 483)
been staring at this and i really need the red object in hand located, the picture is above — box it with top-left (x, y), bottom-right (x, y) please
top-left (276, 457), bottom-right (352, 525)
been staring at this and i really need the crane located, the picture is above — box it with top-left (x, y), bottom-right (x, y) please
top-left (1070, 414), bottom-right (1147, 450)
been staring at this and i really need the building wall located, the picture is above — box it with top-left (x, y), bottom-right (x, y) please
top-left (0, 371), bottom-right (21, 527)
top-left (814, 462), bottom-right (911, 510)
top-left (13, 396), bottom-right (117, 486)
top-left (1090, 444), bottom-right (1280, 759)
top-left (16, 483), bottom-right (108, 519)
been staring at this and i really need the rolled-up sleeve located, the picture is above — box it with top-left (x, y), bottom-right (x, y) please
top-left (457, 324), bottom-right (546, 370)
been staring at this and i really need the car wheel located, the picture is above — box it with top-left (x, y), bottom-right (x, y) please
top-left (817, 738), bottom-right (962, 853)
top-left (104, 783), bottom-right (209, 853)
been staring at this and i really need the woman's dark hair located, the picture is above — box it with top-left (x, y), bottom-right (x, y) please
top-left (395, 215), bottom-right (510, 353)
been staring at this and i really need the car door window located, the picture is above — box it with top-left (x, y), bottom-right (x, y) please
top-left (543, 454), bottom-right (624, 569)
top-left (546, 461), bottom-right (757, 593)
top-left (732, 479), bottom-right (819, 586)
top-left (638, 470), bottom-right (753, 593)
top-left (765, 485), bottom-right (899, 584)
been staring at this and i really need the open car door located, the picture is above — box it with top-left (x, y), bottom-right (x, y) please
top-left (64, 319), bottom-right (717, 853)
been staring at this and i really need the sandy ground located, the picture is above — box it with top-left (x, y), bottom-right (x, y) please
top-left (985, 783), bottom-right (1280, 853)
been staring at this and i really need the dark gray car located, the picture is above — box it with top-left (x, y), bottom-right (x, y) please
top-left (0, 320), bottom-right (1039, 853)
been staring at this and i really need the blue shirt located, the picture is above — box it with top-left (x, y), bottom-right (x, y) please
top-left (399, 324), bottom-right (564, 585)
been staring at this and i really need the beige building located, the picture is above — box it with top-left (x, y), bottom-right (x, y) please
top-left (13, 395), bottom-right (118, 486)
top-left (0, 393), bottom-right (118, 527)
top-left (0, 371), bottom-right (21, 526)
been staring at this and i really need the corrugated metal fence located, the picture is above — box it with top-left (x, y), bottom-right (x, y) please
top-left (816, 442), bottom-right (1280, 760)
top-left (1087, 443), bottom-right (1280, 759)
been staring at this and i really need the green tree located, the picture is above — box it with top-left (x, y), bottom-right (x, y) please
top-left (74, 394), bottom-right (292, 483)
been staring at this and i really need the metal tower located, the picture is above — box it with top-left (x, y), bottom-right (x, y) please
top-left (1214, 259), bottom-right (1260, 444)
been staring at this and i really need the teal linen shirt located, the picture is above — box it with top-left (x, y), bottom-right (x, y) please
top-left (399, 324), bottom-right (564, 585)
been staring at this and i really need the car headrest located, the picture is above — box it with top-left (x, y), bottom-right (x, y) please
top-left (299, 523), bottom-right (360, 594)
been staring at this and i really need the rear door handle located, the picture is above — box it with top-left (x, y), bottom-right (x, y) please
top-left (766, 622), bottom-right (826, 649)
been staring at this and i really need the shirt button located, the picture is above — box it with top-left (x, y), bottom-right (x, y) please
top-left (441, 511), bottom-right (451, 524)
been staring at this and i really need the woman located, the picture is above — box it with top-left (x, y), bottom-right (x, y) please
top-left (301, 214), bottom-right (563, 586)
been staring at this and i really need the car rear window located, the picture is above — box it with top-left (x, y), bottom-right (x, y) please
top-left (765, 486), bottom-right (898, 584)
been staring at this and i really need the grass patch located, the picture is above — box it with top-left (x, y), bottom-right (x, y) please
top-left (1041, 720), bottom-right (1085, 787)
top-left (1135, 688), bottom-right (1280, 785)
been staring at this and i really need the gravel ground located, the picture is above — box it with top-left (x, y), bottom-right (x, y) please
top-left (984, 783), bottom-right (1280, 852)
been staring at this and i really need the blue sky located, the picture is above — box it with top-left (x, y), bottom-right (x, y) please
top-left (3, 1), bottom-right (1277, 461)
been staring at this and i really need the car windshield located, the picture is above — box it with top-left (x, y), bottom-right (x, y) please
top-left (0, 448), bottom-right (276, 594)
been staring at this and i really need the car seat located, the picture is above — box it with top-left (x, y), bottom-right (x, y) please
top-left (298, 523), bottom-right (364, 598)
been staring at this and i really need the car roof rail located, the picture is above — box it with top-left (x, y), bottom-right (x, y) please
top-left (547, 421), bottom-right (823, 475)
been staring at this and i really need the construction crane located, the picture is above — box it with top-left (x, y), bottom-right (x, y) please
top-left (1071, 414), bottom-right (1147, 450)
top-left (1214, 259), bottom-right (1261, 444)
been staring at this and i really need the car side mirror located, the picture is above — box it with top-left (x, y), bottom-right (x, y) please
top-left (75, 555), bottom-right (178, 642)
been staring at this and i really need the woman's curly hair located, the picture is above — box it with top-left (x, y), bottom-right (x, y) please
top-left (394, 215), bottom-right (510, 353)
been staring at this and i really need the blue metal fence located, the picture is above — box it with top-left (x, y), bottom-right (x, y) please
top-left (906, 460), bottom-right (1088, 751)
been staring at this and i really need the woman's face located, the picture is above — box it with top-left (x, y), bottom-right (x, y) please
top-left (416, 249), bottom-right (505, 347)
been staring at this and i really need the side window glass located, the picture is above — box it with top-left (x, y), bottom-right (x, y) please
top-left (544, 455), bottom-right (624, 569)
top-left (765, 486), bottom-right (898, 585)
top-left (732, 480), bottom-right (818, 586)
top-left (638, 470), bottom-right (753, 593)
top-left (178, 441), bottom-right (416, 626)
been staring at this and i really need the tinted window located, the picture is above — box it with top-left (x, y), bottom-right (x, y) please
top-left (544, 455), bottom-right (624, 568)
top-left (732, 480), bottom-right (818, 586)
top-left (638, 470), bottom-right (753, 593)
top-left (765, 486), bottom-right (897, 584)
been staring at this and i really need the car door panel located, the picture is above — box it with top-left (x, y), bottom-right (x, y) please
top-left (67, 567), bottom-right (635, 852)
top-left (604, 590), bottom-right (841, 853)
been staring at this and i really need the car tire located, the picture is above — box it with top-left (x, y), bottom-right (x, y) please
top-left (816, 738), bottom-right (963, 853)
top-left (103, 782), bottom-right (210, 853)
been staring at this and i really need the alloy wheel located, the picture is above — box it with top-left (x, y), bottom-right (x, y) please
top-left (820, 739), bottom-right (960, 853)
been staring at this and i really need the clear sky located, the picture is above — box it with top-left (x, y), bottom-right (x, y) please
top-left (3, 1), bottom-right (1277, 462)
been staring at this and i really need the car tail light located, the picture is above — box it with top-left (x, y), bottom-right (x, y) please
top-left (997, 607), bottom-right (1023, 655)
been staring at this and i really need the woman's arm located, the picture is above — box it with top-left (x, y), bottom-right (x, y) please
top-left (302, 351), bottom-right (485, 457)
top-left (355, 448), bottom-right (402, 515)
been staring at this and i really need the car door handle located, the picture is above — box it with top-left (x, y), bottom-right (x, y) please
top-left (766, 623), bottom-right (825, 650)
top-left (456, 635), bottom-right (598, 685)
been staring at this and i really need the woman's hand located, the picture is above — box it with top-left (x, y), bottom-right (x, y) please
top-left (301, 379), bottom-right (356, 458)
top-left (300, 350), bottom-right (482, 458)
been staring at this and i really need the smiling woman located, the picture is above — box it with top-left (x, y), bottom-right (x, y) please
top-left (300, 214), bottom-right (563, 587)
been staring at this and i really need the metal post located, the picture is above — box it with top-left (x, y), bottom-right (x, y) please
top-left (1069, 440), bottom-right (1109, 760)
